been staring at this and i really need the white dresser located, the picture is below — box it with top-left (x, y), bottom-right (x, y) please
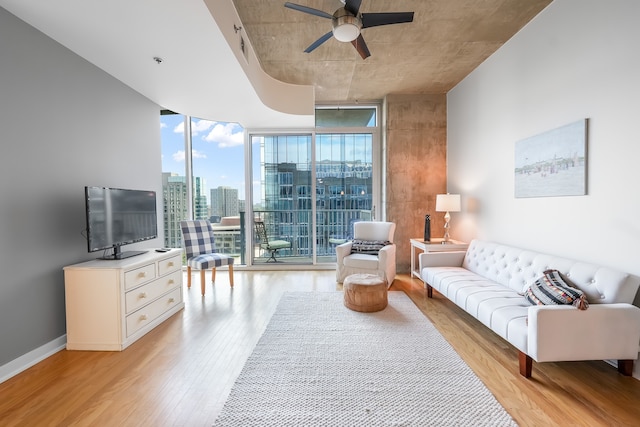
top-left (63, 249), bottom-right (184, 351)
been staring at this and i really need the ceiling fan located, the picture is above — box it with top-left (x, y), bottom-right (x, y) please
top-left (284, 0), bottom-right (414, 59)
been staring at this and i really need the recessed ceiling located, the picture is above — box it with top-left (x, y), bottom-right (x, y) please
top-left (233, 0), bottom-right (553, 102)
top-left (0, 0), bottom-right (315, 128)
top-left (0, 0), bottom-right (552, 126)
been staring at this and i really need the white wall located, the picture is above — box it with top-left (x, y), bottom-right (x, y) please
top-left (0, 7), bottom-right (163, 380)
top-left (447, 0), bottom-right (640, 377)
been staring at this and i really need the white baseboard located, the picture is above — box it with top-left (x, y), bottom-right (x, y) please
top-left (0, 335), bottom-right (66, 384)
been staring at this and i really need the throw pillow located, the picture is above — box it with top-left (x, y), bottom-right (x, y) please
top-left (523, 269), bottom-right (589, 310)
top-left (350, 239), bottom-right (391, 255)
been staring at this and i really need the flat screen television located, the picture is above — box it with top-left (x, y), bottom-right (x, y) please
top-left (85, 186), bottom-right (158, 260)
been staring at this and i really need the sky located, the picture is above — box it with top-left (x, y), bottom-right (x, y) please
top-left (160, 115), bottom-right (247, 199)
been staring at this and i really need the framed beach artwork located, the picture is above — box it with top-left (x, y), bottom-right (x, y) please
top-left (514, 119), bottom-right (587, 198)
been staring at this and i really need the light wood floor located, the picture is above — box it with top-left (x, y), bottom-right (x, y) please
top-left (1, 272), bottom-right (639, 426)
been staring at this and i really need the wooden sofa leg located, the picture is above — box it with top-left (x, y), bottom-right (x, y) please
top-left (519, 351), bottom-right (532, 378)
top-left (618, 360), bottom-right (633, 376)
top-left (426, 284), bottom-right (433, 298)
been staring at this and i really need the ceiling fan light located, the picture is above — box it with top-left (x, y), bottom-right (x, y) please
top-left (332, 13), bottom-right (361, 42)
top-left (333, 22), bottom-right (360, 42)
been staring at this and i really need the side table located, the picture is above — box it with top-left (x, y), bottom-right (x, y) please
top-left (410, 238), bottom-right (469, 281)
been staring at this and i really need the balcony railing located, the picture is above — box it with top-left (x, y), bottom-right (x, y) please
top-left (207, 209), bottom-right (372, 265)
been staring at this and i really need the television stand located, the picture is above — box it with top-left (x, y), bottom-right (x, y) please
top-left (64, 249), bottom-right (184, 351)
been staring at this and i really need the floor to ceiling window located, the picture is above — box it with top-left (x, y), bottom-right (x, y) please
top-left (251, 134), bottom-right (313, 265)
top-left (160, 112), bottom-right (246, 263)
top-left (160, 112), bottom-right (189, 250)
top-left (315, 132), bottom-right (374, 261)
top-left (248, 105), bottom-right (379, 265)
top-left (161, 104), bottom-right (380, 267)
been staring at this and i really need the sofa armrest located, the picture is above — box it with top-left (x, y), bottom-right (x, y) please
top-left (527, 303), bottom-right (640, 362)
top-left (419, 251), bottom-right (466, 270)
top-left (335, 241), bottom-right (353, 263)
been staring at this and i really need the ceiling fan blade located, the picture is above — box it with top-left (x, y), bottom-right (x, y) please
top-left (361, 12), bottom-right (414, 28)
top-left (344, 0), bottom-right (362, 16)
top-left (351, 34), bottom-right (371, 60)
top-left (304, 31), bottom-right (334, 53)
top-left (284, 2), bottom-right (333, 19)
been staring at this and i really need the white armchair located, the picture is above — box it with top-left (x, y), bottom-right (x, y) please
top-left (335, 221), bottom-right (396, 286)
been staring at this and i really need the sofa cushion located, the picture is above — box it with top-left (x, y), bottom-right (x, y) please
top-left (350, 239), bottom-right (390, 255)
top-left (524, 269), bottom-right (589, 310)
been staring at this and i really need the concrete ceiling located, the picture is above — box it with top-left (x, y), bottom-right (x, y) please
top-left (233, 0), bottom-right (553, 102)
top-left (1, 0), bottom-right (552, 126)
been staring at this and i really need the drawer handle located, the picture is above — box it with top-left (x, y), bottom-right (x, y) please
top-left (139, 314), bottom-right (148, 321)
top-left (138, 272), bottom-right (146, 278)
top-left (168, 298), bottom-right (175, 303)
top-left (168, 279), bottom-right (174, 285)
top-left (167, 262), bottom-right (174, 267)
top-left (139, 292), bottom-right (147, 299)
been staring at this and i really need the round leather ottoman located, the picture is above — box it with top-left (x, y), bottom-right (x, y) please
top-left (343, 273), bottom-right (388, 312)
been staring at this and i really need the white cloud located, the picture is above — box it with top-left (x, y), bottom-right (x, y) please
top-left (173, 119), bottom-right (216, 135)
top-left (173, 149), bottom-right (207, 162)
top-left (192, 119), bottom-right (215, 135)
top-left (172, 119), bottom-right (244, 147)
top-left (204, 122), bottom-right (244, 148)
top-left (193, 149), bottom-right (207, 159)
top-left (172, 150), bottom-right (185, 162)
top-left (160, 122), bottom-right (167, 129)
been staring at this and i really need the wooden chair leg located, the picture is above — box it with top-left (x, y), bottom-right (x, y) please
top-left (200, 269), bottom-right (206, 296)
top-left (187, 266), bottom-right (192, 289)
top-left (211, 267), bottom-right (217, 283)
top-left (228, 264), bottom-right (234, 287)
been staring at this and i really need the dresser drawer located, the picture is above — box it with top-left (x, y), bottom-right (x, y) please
top-left (126, 287), bottom-right (182, 337)
top-left (158, 254), bottom-right (181, 276)
top-left (124, 270), bottom-right (182, 314)
top-left (124, 263), bottom-right (156, 290)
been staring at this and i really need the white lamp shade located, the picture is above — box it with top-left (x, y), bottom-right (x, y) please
top-left (435, 194), bottom-right (461, 212)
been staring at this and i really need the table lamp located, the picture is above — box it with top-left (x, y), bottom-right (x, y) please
top-left (435, 193), bottom-right (461, 243)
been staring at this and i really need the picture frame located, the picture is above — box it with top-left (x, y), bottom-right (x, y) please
top-left (514, 119), bottom-right (587, 198)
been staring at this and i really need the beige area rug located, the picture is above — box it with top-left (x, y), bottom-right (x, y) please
top-left (213, 292), bottom-right (517, 426)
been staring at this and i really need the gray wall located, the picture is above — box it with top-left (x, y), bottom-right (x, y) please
top-left (447, 0), bottom-right (640, 377)
top-left (0, 8), bottom-right (162, 370)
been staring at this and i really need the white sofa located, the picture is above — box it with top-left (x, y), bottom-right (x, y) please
top-left (336, 221), bottom-right (396, 286)
top-left (419, 239), bottom-right (640, 378)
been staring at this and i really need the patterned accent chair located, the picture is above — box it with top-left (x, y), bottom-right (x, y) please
top-left (180, 220), bottom-right (234, 295)
top-left (335, 221), bottom-right (396, 286)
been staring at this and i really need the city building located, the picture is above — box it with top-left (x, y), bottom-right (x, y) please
top-left (210, 186), bottom-right (239, 219)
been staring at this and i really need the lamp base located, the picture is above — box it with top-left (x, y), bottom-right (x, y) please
top-left (442, 211), bottom-right (451, 243)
